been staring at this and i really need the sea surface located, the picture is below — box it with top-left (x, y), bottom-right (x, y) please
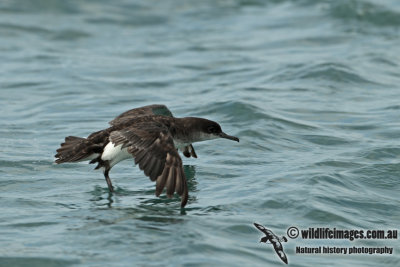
top-left (1, 0), bottom-right (399, 266)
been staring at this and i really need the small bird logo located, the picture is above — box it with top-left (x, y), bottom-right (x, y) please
top-left (254, 223), bottom-right (288, 264)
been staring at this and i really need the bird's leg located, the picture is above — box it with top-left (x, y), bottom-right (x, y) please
top-left (182, 146), bottom-right (191, 158)
top-left (189, 144), bottom-right (197, 158)
top-left (280, 236), bottom-right (288, 242)
top-left (182, 145), bottom-right (197, 158)
top-left (103, 163), bottom-right (114, 192)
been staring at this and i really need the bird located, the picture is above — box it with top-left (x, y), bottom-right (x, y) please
top-left (254, 222), bottom-right (288, 264)
top-left (55, 104), bottom-right (239, 208)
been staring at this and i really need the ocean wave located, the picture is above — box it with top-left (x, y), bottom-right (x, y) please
top-left (270, 62), bottom-right (376, 84)
top-left (329, 0), bottom-right (400, 27)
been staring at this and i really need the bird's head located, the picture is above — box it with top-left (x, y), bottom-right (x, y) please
top-left (194, 118), bottom-right (239, 143)
top-left (260, 236), bottom-right (269, 243)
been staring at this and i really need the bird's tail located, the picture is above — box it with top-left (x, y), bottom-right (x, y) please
top-left (55, 136), bottom-right (102, 164)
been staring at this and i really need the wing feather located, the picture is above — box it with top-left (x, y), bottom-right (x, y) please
top-left (254, 223), bottom-right (269, 234)
top-left (156, 167), bottom-right (169, 196)
top-left (109, 104), bottom-right (174, 125)
top-left (166, 166), bottom-right (176, 197)
top-left (110, 121), bottom-right (188, 207)
top-left (273, 243), bottom-right (288, 264)
top-left (175, 168), bottom-right (182, 195)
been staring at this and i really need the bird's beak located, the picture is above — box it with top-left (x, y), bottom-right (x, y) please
top-left (218, 132), bottom-right (239, 142)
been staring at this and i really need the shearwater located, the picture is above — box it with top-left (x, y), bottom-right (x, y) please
top-left (55, 104), bottom-right (239, 208)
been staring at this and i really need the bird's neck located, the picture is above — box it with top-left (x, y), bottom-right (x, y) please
top-left (169, 117), bottom-right (214, 144)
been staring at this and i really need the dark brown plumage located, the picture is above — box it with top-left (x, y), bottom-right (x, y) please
top-left (55, 104), bottom-right (239, 208)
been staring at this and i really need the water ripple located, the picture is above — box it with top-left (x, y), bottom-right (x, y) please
top-left (329, 0), bottom-right (400, 27)
top-left (270, 62), bottom-right (376, 84)
top-left (0, 257), bottom-right (79, 267)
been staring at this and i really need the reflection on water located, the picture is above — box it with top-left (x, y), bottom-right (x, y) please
top-left (89, 165), bottom-right (197, 210)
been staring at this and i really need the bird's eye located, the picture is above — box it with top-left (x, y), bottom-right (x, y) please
top-left (207, 127), bottom-right (216, 133)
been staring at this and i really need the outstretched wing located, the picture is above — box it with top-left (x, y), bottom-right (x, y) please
top-left (272, 241), bottom-right (288, 264)
top-left (254, 222), bottom-right (269, 235)
top-left (109, 104), bottom-right (174, 125)
top-left (110, 104), bottom-right (198, 159)
top-left (109, 121), bottom-right (188, 207)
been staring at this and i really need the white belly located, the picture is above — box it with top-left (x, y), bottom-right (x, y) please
top-left (101, 142), bottom-right (132, 167)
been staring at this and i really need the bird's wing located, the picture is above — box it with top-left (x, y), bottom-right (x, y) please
top-left (272, 241), bottom-right (288, 264)
top-left (109, 104), bottom-right (174, 125)
top-left (254, 223), bottom-right (270, 235)
top-left (109, 122), bottom-right (188, 207)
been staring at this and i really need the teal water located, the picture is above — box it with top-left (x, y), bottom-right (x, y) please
top-left (1, 0), bottom-right (400, 266)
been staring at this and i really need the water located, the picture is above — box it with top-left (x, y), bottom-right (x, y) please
top-left (1, 0), bottom-right (399, 266)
